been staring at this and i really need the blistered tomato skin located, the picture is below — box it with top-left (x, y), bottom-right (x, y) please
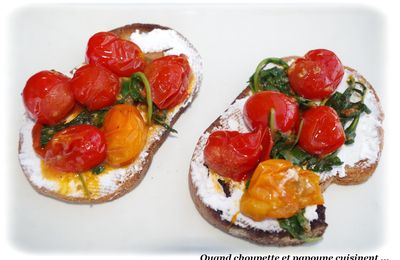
top-left (288, 49), bottom-right (344, 100)
top-left (243, 91), bottom-right (299, 133)
top-left (144, 55), bottom-right (191, 109)
top-left (298, 106), bottom-right (345, 156)
top-left (240, 159), bottom-right (324, 220)
top-left (22, 70), bottom-right (75, 125)
top-left (103, 104), bottom-right (148, 167)
top-left (71, 64), bottom-right (120, 111)
top-left (44, 125), bottom-right (107, 172)
top-left (86, 32), bottom-right (145, 77)
top-left (203, 128), bottom-right (267, 182)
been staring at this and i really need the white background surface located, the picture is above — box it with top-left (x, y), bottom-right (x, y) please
top-left (2, 1), bottom-right (397, 258)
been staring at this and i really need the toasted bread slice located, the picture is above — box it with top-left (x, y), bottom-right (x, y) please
top-left (188, 57), bottom-right (383, 245)
top-left (18, 23), bottom-right (202, 203)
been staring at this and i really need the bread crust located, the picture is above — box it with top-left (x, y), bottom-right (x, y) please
top-left (18, 23), bottom-right (202, 204)
top-left (188, 57), bottom-right (383, 245)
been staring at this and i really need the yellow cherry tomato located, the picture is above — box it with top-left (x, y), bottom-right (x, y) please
top-left (240, 159), bottom-right (324, 220)
top-left (103, 104), bottom-right (148, 167)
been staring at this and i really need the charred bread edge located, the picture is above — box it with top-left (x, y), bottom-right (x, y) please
top-left (18, 23), bottom-right (203, 204)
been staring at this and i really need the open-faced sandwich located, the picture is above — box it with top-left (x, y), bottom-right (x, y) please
top-left (189, 49), bottom-right (383, 246)
top-left (18, 23), bottom-right (202, 203)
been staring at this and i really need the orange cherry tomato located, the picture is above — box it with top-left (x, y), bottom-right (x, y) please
top-left (240, 159), bottom-right (324, 220)
top-left (102, 104), bottom-right (148, 167)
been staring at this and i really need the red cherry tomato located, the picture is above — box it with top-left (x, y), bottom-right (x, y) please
top-left (44, 125), bottom-right (107, 172)
top-left (298, 106), bottom-right (345, 156)
top-left (144, 55), bottom-right (191, 109)
top-left (204, 128), bottom-right (266, 181)
top-left (70, 64), bottom-right (120, 111)
top-left (86, 32), bottom-right (145, 77)
top-left (243, 91), bottom-right (299, 133)
top-left (288, 49), bottom-right (344, 100)
top-left (22, 70), bottom-right (75, 125)
top-left (32, 122), bottom-right (45, 158)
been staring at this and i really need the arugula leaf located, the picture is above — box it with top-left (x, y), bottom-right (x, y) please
top-left (118, 74), bottom-right (176, 133)
top-left (279, 146), bottom-right (311, 166)
top-left (245, 179), bottom-right (251, 190)
top-left (152, 107), bottom-right (177, 133)
top-left (118, 77), bottom-right (145, 104)
top-left (40, 109), bottom-right (109, 147)
top-left (278, 209), bottom-right (321, 242)
top-left (249, 67), bottom-right (292, 95)
top-left (269, 131), bottom-right (343, 172)
top-left (249, 58), bottom-right (289, 93)
top-left (91, 164), bottom-right (105, 175)
top-left (326, 76), bottom-right (371, 144)
top-left (307, 152), bottom-right (343, 172)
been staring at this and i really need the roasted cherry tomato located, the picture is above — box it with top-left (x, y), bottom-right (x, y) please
top-left (243, 91), bottom-right (299, 133)
top-left (240, 159), bottom-right (324, 220)
top-left (44, 125), bottom-right (107, 172)
top-left (70, 64), bottom-right (120, 111)
top-left (144, 55), bottom-right (191, 109)
top-left (288, 49), bottom-right (344, 100)
top-left (203, 128), bottom-right (266, 182)
top-left (86, 32), bottom-right (145, 77)
top-left (23, 70), bottom-right (75, 125)
top-left (298, 106), bottom-right (345, 156)
top-left (103, 104), bottom-right (148, 167)
top-left (32, 122), bottom-right (45, 158)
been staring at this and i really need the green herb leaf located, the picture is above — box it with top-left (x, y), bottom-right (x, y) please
top-left (250, 58), bottom-right (289, 93)
top-left (279, 146), bottom-right (311, 166)
top-left (119, 73), bottom-right (177, 132)
top-left (40, 109), bottom-right (109, 147)
top-left (307, 152), bottom-right (343, 172)
top-left (326, 77), bottom-right (371, 144)
top-left (91, 165), bottom-right (105, 175)
top-left (249, 66), bottom-right (291, 95)
top-left (152, 107), bottom-right (177, 133)
top-left (118, 77), bottom-right (145, 104)
top-left (245, 179), bottom-right (251, 190)
top-left (269, 131), bottom-right (343, 172)
top-left (278, 209), bottom-right (320, 242)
